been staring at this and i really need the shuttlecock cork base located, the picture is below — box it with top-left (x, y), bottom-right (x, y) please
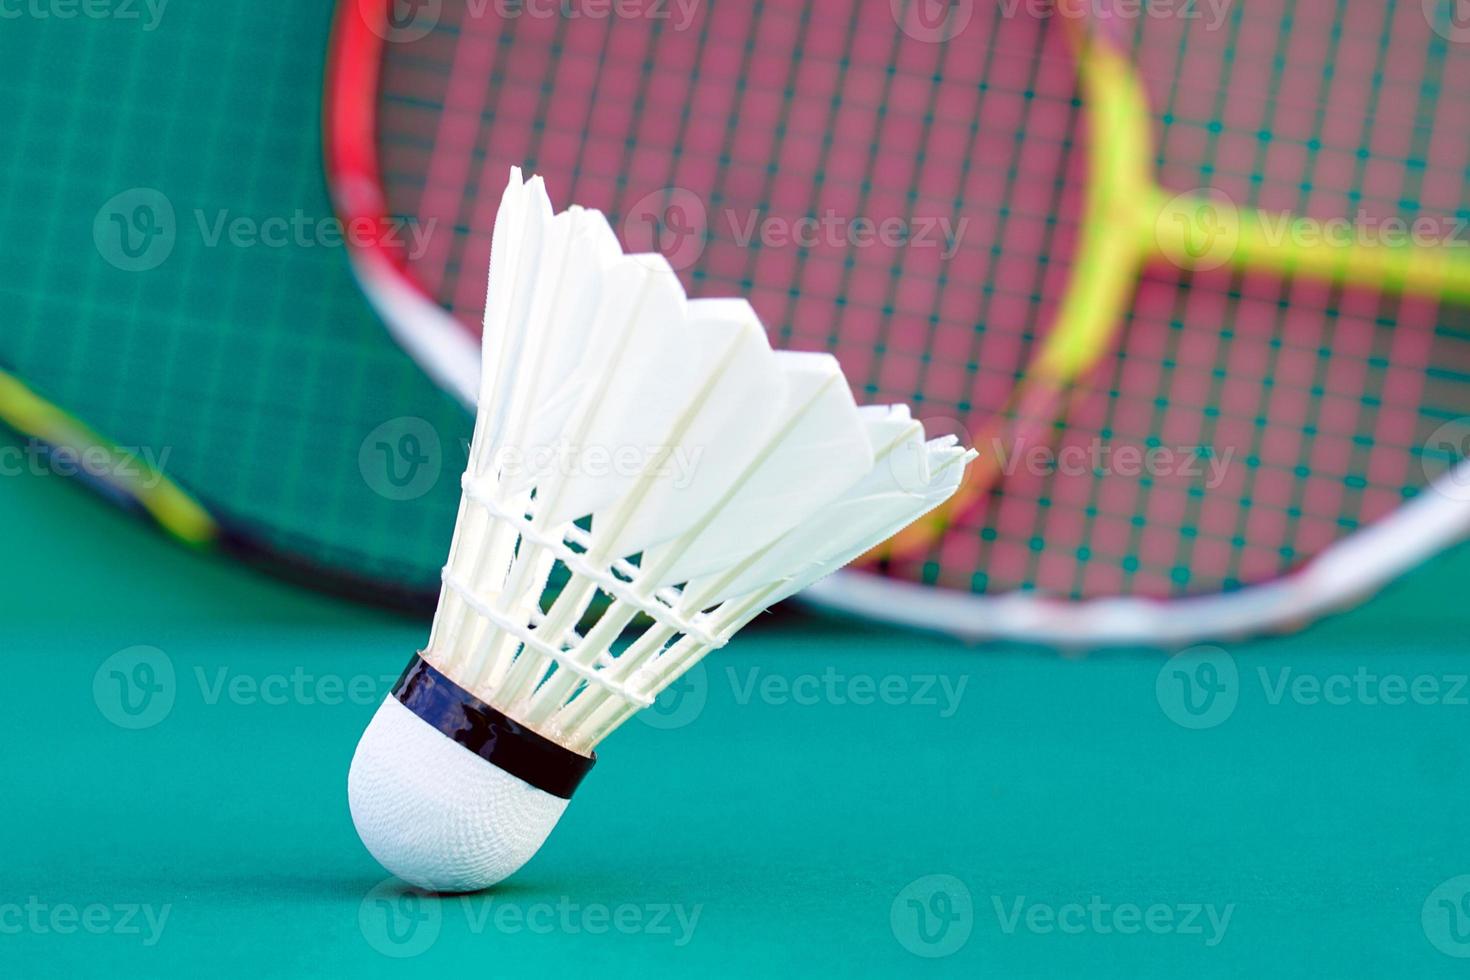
top-left (348, 655), bottom-right (596, 892)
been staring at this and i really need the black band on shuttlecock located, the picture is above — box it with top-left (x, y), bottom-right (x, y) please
top-left (391, 654), bottom-right (596, 800)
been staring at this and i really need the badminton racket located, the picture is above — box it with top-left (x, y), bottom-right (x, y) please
top-left (327, 0), bottom-right (1470, 643)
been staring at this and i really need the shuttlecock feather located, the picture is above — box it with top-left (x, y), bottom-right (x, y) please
top-left (348, 168), bottom-right (976, 892)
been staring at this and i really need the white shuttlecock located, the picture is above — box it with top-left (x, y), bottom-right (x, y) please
top-left (348, 169), bottom-right (975, 892)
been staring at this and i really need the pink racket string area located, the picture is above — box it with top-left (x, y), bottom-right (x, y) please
top-left (328, 0), bottom-right (1470, 644)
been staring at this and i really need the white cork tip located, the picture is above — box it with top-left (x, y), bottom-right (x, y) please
top-left (348, 696), bottom-right (569, 892)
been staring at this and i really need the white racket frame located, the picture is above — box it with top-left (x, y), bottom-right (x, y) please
top-left (803, 467), bottom-right (1470, 647)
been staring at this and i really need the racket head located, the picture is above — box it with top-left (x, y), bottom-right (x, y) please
top-left (330, 0), bottom-right (1470, 643)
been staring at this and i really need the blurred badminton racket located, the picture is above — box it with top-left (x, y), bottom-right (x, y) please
top-left (0, 5), bottom-right (468, 611)
top-left (327, 0), bottom-right (1470, 643)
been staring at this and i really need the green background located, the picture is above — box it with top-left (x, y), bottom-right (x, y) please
top-left (6, 429), bottom-right (1470, 977)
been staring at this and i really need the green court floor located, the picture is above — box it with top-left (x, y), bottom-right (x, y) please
top-left (5, 434), bottom-right (1470, 978)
